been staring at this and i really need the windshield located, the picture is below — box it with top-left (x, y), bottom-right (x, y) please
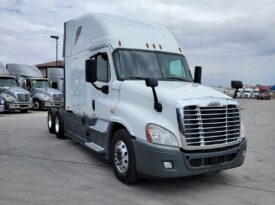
top-left (31, 79), bottom-right (50, 88)
top-left (0, 77), bottom-right (17, 87)
top-left (113, 49), bottom-right (193, 82)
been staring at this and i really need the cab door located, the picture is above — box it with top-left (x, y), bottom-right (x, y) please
top-left (87, 47), bottom-right (116, 122)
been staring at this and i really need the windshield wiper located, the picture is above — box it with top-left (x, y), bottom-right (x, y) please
top-left (123, 77), bottom-right (146, 80)
top-left (164, 77), bottom-right (190, 82)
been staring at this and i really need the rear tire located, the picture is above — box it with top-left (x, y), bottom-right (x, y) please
top-left (54, 110), bottom-right (66, 139)
top-left (47, 109), bottom-right (56, 134)
top-left (111, 129), bottom-right (139, 184)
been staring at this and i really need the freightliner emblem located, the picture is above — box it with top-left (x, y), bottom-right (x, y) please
top-left (208, 102), bottom-right (221, 107)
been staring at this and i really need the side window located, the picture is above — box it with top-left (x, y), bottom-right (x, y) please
top-left (96, 53), bottom-right (110, 82)
top-left (26, 79), bottom-right (31, 88)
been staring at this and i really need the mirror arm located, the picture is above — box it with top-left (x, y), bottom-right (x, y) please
top-left (91, 82), bottom-right (109, 94)
top-left (91, 82), bottom-right (101, 91)
top-left (233, 88), bottom-right (239, 99)
top-left (151, 87), bottom-right (162, 112)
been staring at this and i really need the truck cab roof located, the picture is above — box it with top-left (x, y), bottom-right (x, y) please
top-left (64, 13), bottom-right (181, 57)
top-left (6, 64), bottom-right (43, 78)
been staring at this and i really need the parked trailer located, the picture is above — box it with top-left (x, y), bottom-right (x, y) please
top-left (47, 13), bottom-right (247, 184)
top-left (6, 64), bottom-right (64, 110)
top-left (0, 62), bottom-right (32, 112)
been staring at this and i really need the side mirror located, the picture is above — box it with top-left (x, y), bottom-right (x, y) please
top-left (145, 78), bottom-right (158, 87)
top-left (52, 82), bottom-right (58, 89)
top-left (194, 66), bottom-right (202, 84)
top-left (231, 80), bottom-right (243, 89)
top-left (231, 80), bottom-right (243, 99)
top-left (85, 59), bottom-right (97, 83)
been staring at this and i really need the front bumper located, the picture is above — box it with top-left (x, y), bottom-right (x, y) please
top-left (133, 138), bottom-right (247, 179)
top-left (42, 101), bottom-right (63, 108)
top-left (5, 102), bottom-right (33, 110)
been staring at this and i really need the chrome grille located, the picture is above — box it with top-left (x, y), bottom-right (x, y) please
top-left (53, 94), bottom-right (62, 102)
top-left (181, 105), bottom-right (240, 147)
top-left (17, 93), bottom-right (30, 102)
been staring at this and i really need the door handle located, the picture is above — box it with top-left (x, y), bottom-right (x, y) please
top-left (92, 100), bottom-right (95, 111)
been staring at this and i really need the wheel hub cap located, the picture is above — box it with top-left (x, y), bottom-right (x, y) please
top-left (114, 140), bottom-right (129, 174)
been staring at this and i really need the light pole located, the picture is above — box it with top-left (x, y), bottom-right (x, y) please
top-left (50, 35), bottom-right (59, 66)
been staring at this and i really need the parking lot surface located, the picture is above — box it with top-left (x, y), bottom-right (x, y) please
top-left (0, 99), bottom-right (275, 205)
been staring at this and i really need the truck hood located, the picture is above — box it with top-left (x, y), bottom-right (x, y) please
top-left (120, 81), bottom-right (231, 106)
top-left (34, 87), bottom-right (62, 95)
top-left (0, 86), bottom-right (29, 95)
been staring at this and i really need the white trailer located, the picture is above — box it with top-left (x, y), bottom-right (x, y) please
top-left (47, 13), bottom-right (247, 183)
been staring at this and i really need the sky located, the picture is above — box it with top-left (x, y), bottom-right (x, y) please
top-left (0, 0), bottom-right (274, 86)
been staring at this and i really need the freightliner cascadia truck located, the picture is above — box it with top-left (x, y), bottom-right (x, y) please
top-left (47, 13), bottom-right (247, 184)
top-left (7, 64), bottom-right (63, 110)
top-left (0, 62), bottom-right (32, 112)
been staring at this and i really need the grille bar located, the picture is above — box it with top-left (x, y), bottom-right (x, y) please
top-left (181, 105), bottom-right (240, 147)
top-left (17, 93), bottom-right (30, 102)
top-left (52, 94), bottom-right (62, 102)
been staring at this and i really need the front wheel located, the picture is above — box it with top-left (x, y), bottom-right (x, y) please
top-left (111, 129), bottom-right (139, 184)
top-left (33, 99), bottom-right (42, 111)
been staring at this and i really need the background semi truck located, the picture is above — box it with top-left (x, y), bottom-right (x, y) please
top-left (47, 13), bottom-right (247, 184)
top-left (6, 64), bottom-right (63, 110)
top-left (0, 62), bottom-right (32, 112)
top-left (46, 68), bottom-right (64, 93)
top-left (257, 86), bottom-right (271, 100)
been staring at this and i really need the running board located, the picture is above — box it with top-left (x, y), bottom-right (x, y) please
top-left (85, 142), bottom-right (105, 155)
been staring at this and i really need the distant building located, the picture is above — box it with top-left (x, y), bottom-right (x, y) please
top-left (35, 61), bottom-right (64, 78)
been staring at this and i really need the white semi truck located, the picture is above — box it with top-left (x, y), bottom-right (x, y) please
top-left (47, 14), bottom-right (247, 184)
top-left (0, 62), bottom-right (32, 112)
top-left (6, 64), bottom-right (63, 110)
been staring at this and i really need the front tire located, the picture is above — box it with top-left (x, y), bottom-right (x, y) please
top-left (54, 110), bottom-right (66, 139)
top-left (111, 129), bottom-right (139, 184)
top-left (33, 99), bottom-right (42, 111)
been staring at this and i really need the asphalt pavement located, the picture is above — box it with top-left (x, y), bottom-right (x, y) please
top-left (0, 99), bottom-right (274, 205)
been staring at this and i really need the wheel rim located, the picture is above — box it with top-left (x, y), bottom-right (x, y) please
top-left (48, 113), bottom-right (52, 128)
top-left (55, 115), bottom-right (59, 133)
top-left (114, 140), bottom-right (129, 174)
top-left (33, 101), bottom-right (39, 110)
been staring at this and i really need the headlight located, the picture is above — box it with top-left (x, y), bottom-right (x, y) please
top-left (0, 99), bottom-right (4, 105)
top-left (146, 124), bottom-right (179, 147)
top-left (240, 121), bottom-right (245, 139)
top-left (5, 96), bottom-right (16, 103)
